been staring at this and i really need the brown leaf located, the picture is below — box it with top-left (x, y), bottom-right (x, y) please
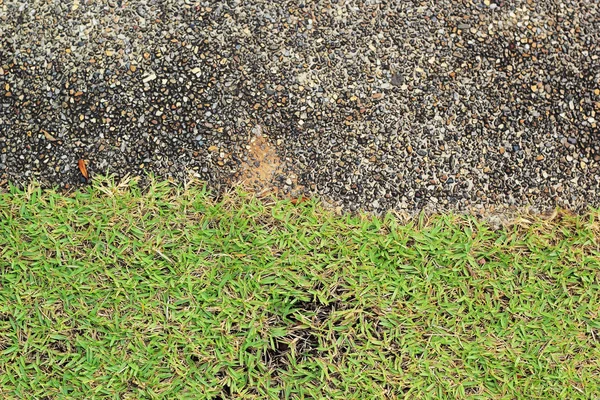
top-left (78, 159), bottom-right (89, 180)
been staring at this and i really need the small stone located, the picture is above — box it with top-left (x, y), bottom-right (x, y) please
top-left (406, 145), bottom-right (413, 154)
top-left (372, 93), bottom-right (383, 100)
top-left (142, 73), bottom-right (157, 83)
top-left (391, 73), bottom-right (404, 87)
top-left (42, 130), bottom-right (57, 141)
top-left (285, 178), bottom-right (292, 185)
top-left (536, 155), bottom-right (544, 161)
top-left (105, 50), bottom-right (114, 56)
top-left (208, 145), bottom-right (218, 152)
top-left (130, 65), bottom-right (137, 72)
top-left (499, 147), bottom-right (505, 155)
top-left (595, 89), bottom-right (600, 96)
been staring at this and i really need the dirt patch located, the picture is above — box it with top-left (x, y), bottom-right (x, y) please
top-left (235, 125), bottom-right (303, 197)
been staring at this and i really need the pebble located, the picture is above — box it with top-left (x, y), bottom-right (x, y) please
top-left (142, 73), bottom-right (157, 83)
top-left (391, 73), bottom-right (404, 87)
top-left (0, 0), bottom-right (598, 216)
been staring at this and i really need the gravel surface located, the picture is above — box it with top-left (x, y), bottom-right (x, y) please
top-left (1, 0), bottom-right (599, 214)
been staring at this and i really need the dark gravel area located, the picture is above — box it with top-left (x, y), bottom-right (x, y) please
top-left (1, 0), bottom-right (599, 213)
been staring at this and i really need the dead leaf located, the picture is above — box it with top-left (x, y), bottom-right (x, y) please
top-left (78, 159), bottom-right (89, 180)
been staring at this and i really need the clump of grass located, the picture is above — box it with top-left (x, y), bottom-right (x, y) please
top-left (1, 176), bottom-right (599, 399)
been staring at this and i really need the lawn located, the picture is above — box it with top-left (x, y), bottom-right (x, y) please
top-left (1, 177), bottom-right (599, 399)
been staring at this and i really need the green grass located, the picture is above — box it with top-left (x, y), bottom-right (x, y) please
top-left (0, 176), bottom-right (599, 399)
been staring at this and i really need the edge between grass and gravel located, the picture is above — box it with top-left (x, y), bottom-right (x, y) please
top-left (0, 176), bottom-right (599, 399)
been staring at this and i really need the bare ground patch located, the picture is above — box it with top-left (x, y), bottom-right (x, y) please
top-left (234, 125), bottom-right (303, 198)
